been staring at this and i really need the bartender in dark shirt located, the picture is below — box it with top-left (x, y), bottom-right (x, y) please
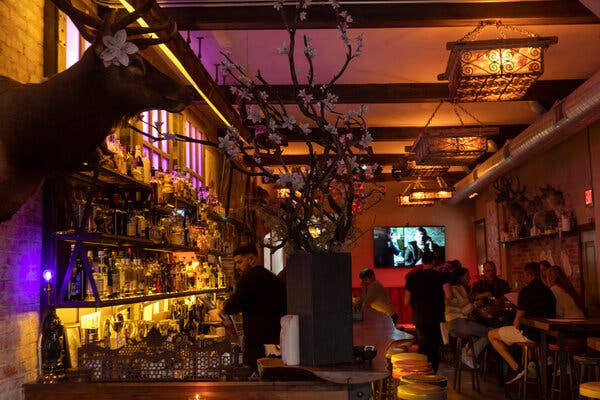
top-left (471, 260), bottom-right (511, 306)
top-left (224, 245), bottom-right (286, 372)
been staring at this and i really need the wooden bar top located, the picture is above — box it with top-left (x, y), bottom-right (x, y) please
top-left (258, 310), bottom-right (414, 384)
top-left (24, 310), bottom-right (413, 400)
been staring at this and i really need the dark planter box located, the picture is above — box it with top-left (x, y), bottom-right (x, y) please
top-left (285, 252), bottom-right (353, 366)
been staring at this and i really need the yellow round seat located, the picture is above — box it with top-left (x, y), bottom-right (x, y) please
top-left (401, 374), bottom-right (448, 388)
top-left (391, 352), bottom-right (428, 364)
top-left (580, 382), bottom-right (600, 399)
top-left (397, 383), bottom-right (447, 400)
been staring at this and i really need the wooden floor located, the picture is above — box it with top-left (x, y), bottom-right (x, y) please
top-left (437, 356), bottom-right (544, 400)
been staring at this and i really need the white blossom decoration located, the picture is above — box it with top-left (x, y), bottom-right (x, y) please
top-left (100, 29), bottom-right (139, 67)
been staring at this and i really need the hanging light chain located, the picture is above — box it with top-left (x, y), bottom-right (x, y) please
top-left (458, 20), bottom-right (539, 43)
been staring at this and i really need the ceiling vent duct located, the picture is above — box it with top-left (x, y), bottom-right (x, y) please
top-left (450, 67), bottom-right (600, 204)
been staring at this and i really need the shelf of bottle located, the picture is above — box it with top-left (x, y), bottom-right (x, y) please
top-left (166, 196), bottom-right (198, 210)
top-left (54, 231), bottom-right (200, 252)
top-left (55, 287), bottom-right (231, 308)
top-left (500, 228), bottom-right (579, 245)
top-left (74, 166), bottom-right (152, 191)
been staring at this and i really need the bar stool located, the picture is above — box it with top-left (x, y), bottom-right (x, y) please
top-left (514, 341), bottom-right (542, 400)
top-left (397, 383), bottom-right (447, 400)
top-left (401, 374), bottom-right (448, 388)
top-left (579, 382), bottom-right (600, 399)
top-left (372, 342), bottom-right (420, 400)
top-left (549, 338), bottom-right (587, 400)
top-left (450, 332), bottom-right (480, 393)
top-left (574, 353), bottom-right (600, 400)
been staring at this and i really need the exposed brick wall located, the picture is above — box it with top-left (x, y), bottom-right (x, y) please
top-left (0, 0), bottom-right (45, 399)
top-left (506, 233), bottom-right (582, 293)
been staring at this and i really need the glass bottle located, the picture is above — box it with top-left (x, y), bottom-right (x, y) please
top-left (133, 145), bottom-right (144, 181)
top-left (94, 250), bottom-right (107, 298)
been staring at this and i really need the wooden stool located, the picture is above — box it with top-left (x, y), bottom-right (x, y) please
top-left (515, 341), bottom-right (542, 400)
top-left (579, 382), bottom-right (600, 399)
top-left (397, 383), bottom-right (447, 400)
top-left (450, 332), bottom-right (480, 393)
top-left (574, 354), bottom-right (600, 400)
top-left (549, 339), bottom-right (587, 400)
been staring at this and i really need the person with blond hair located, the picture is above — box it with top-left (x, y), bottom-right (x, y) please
top-left (546, 265), bottom-right (584, 318)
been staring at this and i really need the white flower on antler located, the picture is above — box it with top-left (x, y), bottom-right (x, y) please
top-left (100, 29), bottom-right (138, 68)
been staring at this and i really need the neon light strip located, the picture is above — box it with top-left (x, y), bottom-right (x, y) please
top-left (120, 0), bottom-right (231, 127)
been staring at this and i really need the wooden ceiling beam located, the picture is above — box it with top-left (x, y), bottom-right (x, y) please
top-left (219, 80), bottom-right (584, 105)
top-left (161, 1), bottom-right (598, 31)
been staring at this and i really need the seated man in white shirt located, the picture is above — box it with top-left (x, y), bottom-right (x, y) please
top-left (357, 268), bottom-right (399, 325)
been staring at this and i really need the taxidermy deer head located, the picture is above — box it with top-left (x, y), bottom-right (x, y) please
top-left (0, 0), bottom-right (197, 222)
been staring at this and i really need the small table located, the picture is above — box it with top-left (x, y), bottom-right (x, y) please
top-left (519, 317), bottom-right (600, 400)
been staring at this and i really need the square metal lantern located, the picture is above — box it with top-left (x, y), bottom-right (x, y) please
top-left (411, 127), bottom-right (498, 166)
top-left (438, 37), bottom-right (558, 102)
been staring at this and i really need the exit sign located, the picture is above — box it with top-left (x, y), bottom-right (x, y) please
top-left (585, 189), bottom-right (594, 206)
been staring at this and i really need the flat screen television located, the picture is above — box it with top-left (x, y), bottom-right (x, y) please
top-left (373, 226), bottom-right (446, 268)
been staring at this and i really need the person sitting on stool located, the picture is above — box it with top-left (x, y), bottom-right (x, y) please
top-left (488, 261), bottom-right (556, 384)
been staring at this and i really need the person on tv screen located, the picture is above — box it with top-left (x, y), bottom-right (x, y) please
top-left (404, 227), bottom-right (440, 266)
top-left (374, 228), bottom-right (402, 267)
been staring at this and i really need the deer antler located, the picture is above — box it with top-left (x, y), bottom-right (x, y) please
top-left (111, 0), bottom-right (156, 31)
top-left (126, 20), bottom-right (178, 50)
top-left (51, 0), bottom-right (103, 43)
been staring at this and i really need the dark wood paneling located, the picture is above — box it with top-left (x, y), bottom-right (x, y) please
top-left (162, 1), bottom-right (599, 30)
top-left (218, 80), bottom-right (584, 105)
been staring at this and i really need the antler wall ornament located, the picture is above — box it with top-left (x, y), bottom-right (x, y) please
top-left (0, 0), bottom-right (196, 222)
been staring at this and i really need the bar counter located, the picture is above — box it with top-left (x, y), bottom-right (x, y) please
top-left (23, 310), bottom-right (412, 400)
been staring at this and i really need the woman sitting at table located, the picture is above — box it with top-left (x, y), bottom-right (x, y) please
top-left (546, 265), bottom-right (584, 318)
top-left (446, 266), bottom-right (490, 369)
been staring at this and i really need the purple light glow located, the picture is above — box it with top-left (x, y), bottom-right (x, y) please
top-left (42, 270), bottom-right (52, 282)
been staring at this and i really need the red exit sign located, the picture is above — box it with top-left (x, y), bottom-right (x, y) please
top-left (585, 189), bottom-right (594, 206)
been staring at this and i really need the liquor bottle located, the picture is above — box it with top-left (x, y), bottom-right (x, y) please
top-left (94, 250), bottom-right (107, 298)
top-left (125, 145), bottom-right (133, 177)
top-left (126, 200), bottom-right (136, 237)
top-left (217, 265), bottom-right (226, 288)
top-left (67, 245), bottom-right (85, 301)
top-left (110, 251), bottom-right (120, 297)
top-left (133, 145), bottom-right (144, 181)
top-left (142, 149), bottom-right (151, 184)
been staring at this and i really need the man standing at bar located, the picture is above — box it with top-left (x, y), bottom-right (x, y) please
top-left (488, 261), bottom-right (556, 384)
top-left (224, 245), bottom-right (287, 372)
top-left (404, 252), bottom-right (451, 373)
